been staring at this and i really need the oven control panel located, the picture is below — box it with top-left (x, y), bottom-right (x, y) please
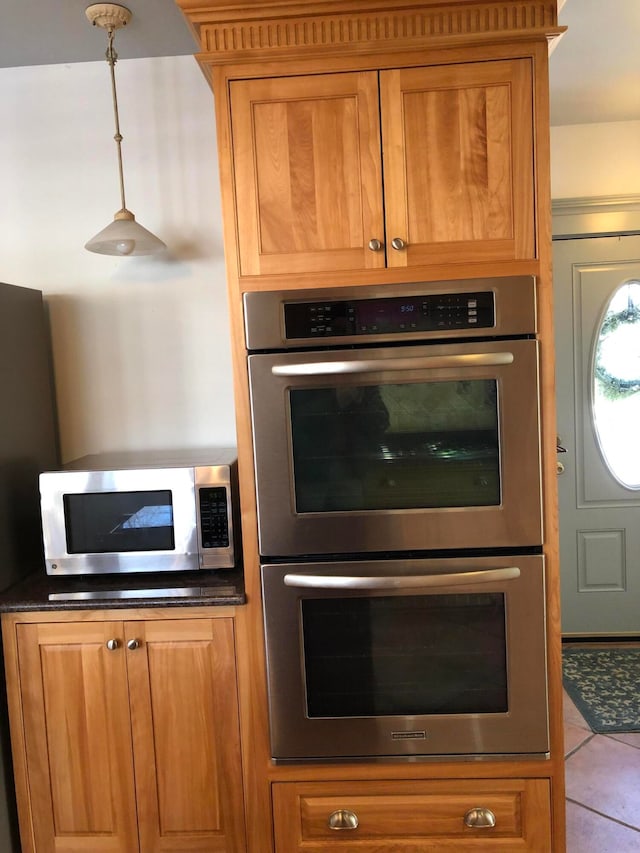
top-left (284, 291), bottom-right (495, 339)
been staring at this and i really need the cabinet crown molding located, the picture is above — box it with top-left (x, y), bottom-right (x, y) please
top-left (176, 0), bottom-right (563, 64)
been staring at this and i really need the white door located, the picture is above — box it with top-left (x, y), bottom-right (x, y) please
top-left (554, 234), bottom-right (640, 635)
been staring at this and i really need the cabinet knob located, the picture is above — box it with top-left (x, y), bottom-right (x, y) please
top-left (368, 238), bottom-right (383, 251)
top-left (127, 639), bottom-right (141, 650)
top-left (106, 639), bottom-right (120, 651)
top-left (327, 809), bottom-right (359, 830)
top-left (463, 807), bottom-right (496, 828)
top-left (391, 237), bottom-right (406, 250)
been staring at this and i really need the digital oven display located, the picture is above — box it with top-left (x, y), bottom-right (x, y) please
top-left (283, 291), bottom-right (495, 339)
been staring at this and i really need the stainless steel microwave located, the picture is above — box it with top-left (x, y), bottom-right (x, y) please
top-left (39, 448), bottom-right (240, 575)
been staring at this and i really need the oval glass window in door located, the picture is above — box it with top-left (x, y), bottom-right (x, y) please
top-left (592, 280), bottom-right (640, 489)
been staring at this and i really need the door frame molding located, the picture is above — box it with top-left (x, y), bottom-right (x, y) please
top-left (552, 194), bottom-right (640, 239)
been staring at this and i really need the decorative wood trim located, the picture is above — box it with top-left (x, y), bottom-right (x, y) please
top-left (177, 1), bottom-right (562, 62)
top-left (0, 606), bottom-right (237, 625)
top-left (552, 194), bottom-right (640, 238)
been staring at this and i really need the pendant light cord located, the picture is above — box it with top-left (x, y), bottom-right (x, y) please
top-left (106, 27), bottom-right (127, 213)
top-left (84, 3), bottom-right (165, 254)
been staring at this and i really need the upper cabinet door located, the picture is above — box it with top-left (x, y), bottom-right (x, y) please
top-left (230, 59), bottom-right (535, 281)
top-left (230, 72), bottom-right (385, 277)
top-left (380, 59), bottom-right (535, 267)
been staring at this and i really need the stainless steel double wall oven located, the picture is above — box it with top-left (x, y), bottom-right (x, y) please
top-left (245, 276), bottom-right (548, 762)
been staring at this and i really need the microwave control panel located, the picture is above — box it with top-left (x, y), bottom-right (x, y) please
top-left (198, 486), bottom-right (230, 549)
top-left (284, 291), bottom-right (495, 340)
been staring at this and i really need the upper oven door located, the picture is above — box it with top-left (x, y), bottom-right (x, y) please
top-left (248, 338), bottom-right (542, 556)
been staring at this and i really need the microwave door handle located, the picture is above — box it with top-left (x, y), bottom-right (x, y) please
top-left (271, 352), bottom-right (514, 377)
top-left (283, 566), bottom-right (521, 590)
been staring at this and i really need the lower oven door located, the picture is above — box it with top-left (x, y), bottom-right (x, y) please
top-left (261, 554), bottom-right (548, 762)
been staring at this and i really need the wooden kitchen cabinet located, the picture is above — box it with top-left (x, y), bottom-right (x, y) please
top-left (175, 2), bottom-right (566, 850)
top-left (3, 611), bottom-right (246, 853)
top-left (230, 58), bottom-right (534, 279)
top-left (231, 71), bottom-right (385, 278)
top-left (272, 778), bottom-right (552, 851)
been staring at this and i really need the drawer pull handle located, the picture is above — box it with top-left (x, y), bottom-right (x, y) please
top-left (327, 809), bottom-right (359, 830)
top-left (127, 639), bottom-right (141, 651)
top-left (105, 639), bottom-right (120, 651)
top-left (464, 807), bottom-right (496, 828)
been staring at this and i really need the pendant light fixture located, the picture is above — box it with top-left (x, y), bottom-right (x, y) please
top-left (84, 3), bottom-right (166, 256)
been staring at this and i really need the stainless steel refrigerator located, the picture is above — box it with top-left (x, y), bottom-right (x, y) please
top-left (0, 282), bottom-right (59, 850)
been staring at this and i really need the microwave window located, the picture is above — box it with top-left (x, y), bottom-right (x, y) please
top-left (301, 592), bottom-right (507, 718)
top-left (63, 491), bottom-right (175, 554)
top-left (289, 379), bottom-right (500, 513)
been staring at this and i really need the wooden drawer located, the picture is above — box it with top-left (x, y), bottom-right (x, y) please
top-left (272, 778), bottom-right (551, 851)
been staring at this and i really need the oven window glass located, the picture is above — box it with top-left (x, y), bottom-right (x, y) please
top-left (301, 592), bottom-right (507, 717)
top-left (64, 491), bottom-right (175, 553)
top-left (290, 380), bottom-right (500, 512)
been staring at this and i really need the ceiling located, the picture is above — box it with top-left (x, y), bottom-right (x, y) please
top-left (0, 0), bottom-right (197, 69)
top-left (1, 0), bottom-right (639, 127)
top-left (549, 0), bottom-right (640, 126)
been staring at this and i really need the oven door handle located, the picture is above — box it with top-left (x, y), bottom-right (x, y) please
top-left (271, 352), bottom-right (514, 376)
top-left (283, 566), bottom-right (521, 590)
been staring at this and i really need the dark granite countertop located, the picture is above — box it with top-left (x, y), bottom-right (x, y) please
top-left (0, 565), bottom-right (245, 612)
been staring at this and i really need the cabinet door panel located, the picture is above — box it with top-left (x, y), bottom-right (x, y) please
top-left (126, 618), bottom-right (246, 853)
top-left (231, 72), bottom-right (385, 276)
top-left (16, 622), bottom-right (139, 853)
top-left (381, 60), bottom-right (535, 267)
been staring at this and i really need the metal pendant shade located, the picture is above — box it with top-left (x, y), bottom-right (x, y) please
top-left (84, 3), bottom-right (165, 256)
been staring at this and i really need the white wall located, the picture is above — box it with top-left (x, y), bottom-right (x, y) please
top-left (2, 55), bottom-right (637, 464)
top-left (551, 120), bottom-right (640, 199)
top-left (0, 56), bottom-right (235, 463)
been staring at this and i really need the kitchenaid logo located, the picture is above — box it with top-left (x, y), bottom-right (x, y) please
top-left (391, 730), bottom-right (427, 740)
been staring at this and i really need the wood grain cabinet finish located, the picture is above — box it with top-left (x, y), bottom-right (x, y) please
top-left (5, 615), bottom-right (246, 853)
top-left (272, 778), bottom-right (552, 852)
top-left (230, 58), bottom-right (534, 279)
top-left (172, 3), bottom-right (564, 850)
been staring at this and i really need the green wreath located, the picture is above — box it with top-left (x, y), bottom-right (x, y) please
top-left (594, 303), bottom-right (640, 400)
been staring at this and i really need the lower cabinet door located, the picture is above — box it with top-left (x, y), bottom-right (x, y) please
top-left (272, 778), bottom-right (552, 851)
top-left (126, 618), bottom-right (247, 853)
top-left (16, 621), bottom-right (140, 853)
top-left (10, 615), bottom-right (246, 853)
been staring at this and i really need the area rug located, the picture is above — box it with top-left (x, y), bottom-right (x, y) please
top-left (562, 646), bottom-right (640, 734)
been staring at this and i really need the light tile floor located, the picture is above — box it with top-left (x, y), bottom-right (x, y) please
top-left (564, 689), bottom-right (640, 851)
